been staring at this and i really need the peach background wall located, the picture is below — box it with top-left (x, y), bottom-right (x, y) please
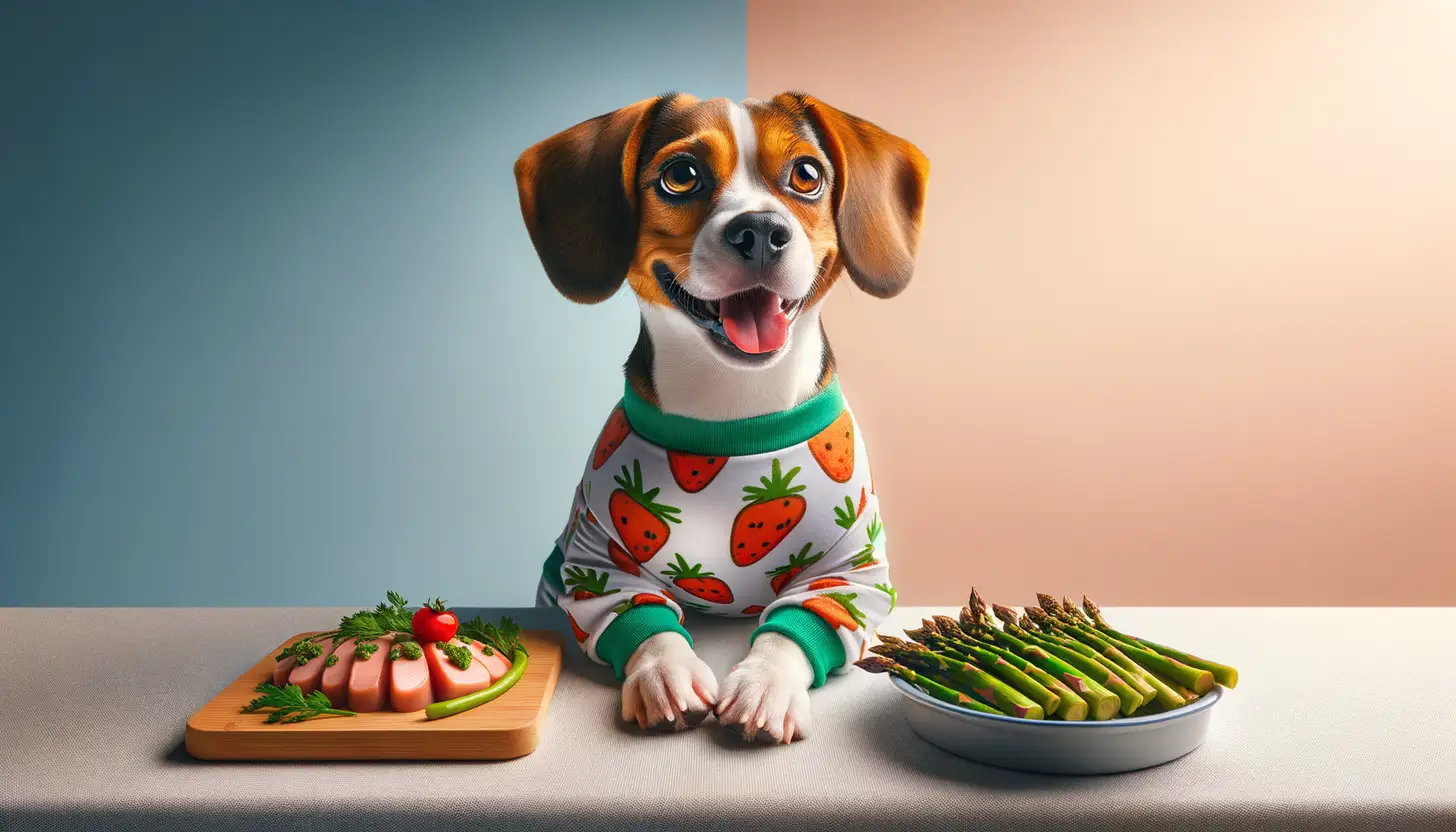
top-left (749, 0), bottom-right (1456, 605)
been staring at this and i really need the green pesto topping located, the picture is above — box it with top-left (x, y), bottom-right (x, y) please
top-left (397, 640), bottom-right (423, 660)
top-left (437, 641), bottom-right (472, 671)
top-left (354, 642), bottom-right (379, 661)
top-left (388, 647), bottom-right (402, 661)
top-left (325, 653), bottom-right (339, 668)
top-left (289, 639), bottom-right (325, 666)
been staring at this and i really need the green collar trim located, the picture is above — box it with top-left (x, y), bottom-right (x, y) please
top-left (622, 377), bottom-right (845, 456)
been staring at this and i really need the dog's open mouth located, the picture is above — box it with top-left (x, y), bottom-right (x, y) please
top-left (653, 263), bottom-right (805, 356)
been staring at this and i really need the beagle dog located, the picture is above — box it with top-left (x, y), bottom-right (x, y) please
top-left (516, 92), bottom-right (927, 743)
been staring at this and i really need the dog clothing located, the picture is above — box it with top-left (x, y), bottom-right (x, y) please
top-left (536, 376), bottom-right (895, 687)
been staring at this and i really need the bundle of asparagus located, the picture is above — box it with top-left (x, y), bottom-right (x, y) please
top-left (856, 589), bottom-right (1238, 721)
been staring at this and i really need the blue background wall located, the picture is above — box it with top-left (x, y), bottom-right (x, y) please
top-left (0, 2), bottom-right (746, 605)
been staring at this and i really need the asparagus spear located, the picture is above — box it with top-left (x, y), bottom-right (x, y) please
top-left (959, 601), bottom-right (1121, 720)
top-left (995, 604), bottom-right (1145, 716)
top-left (972, 588), bottom-right (1118, 713)
top-left (931, 628), bottom-right (1089, 720)
top-left (1053, 611), bottom-right (1201, 703)
top-left (1035, 609), bottom-right (1187, 710)
top-left (1103, 634), bottom-right (1214, 694)
top-left (1062, 595), bottom-right (1096, 627)
top-left (872, 642), bottom-right (1046, 719)
top-left (917, 620), bottom-right (1064, 718)
top-left (1083, 595), bottom-right (1238, 688)
top-left (914, 632), bottom-right (1065, 716)
top-left (967, 588), bottom-right (997, 628)
top-left (873, 641), bottom-right (1045, 719)
top-left (1025, 606), bottom-right (1161, 706)
top-left (962, 599), bottom-right (1121, 720)
top-left (1045, 597), bottom-right (1192, 706)
top-left (855, 657), bottom-right (1004, 715)
top-left (1148, 669), bottom-right (1201, 703)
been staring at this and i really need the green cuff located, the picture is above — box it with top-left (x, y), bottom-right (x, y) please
top-left (595, 604), bottom-right (692, 679)
top-left (752, 605), bottom-right (846, 688)
top-left (542, 544), bottom-right (566, 596)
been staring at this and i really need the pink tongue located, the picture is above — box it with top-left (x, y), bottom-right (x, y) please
top-left (720, 290), bottom-right (788, 354)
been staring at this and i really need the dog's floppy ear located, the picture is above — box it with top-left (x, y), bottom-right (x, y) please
top-left (514, 96), bottom-right (667, 303)
top-left (785, 93), bottom-right (929, 299)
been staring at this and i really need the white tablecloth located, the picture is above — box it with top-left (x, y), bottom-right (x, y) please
top-left (2, 606), bottom-right (1452, 831)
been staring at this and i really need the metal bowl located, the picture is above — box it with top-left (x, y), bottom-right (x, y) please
top-left (891, 676), bottom-right (1224, 775)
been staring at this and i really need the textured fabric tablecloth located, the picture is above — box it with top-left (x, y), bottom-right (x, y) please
top-left (1, 606), bottom-right (1452, 832)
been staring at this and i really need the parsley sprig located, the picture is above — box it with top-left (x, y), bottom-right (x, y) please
top-left (335, 590), bottom-right (414, 642)
top-left (242, 681), bottom-right (356, 723)
top-left (458, 615), bottom-right (526, 658)
top-left (274, 591), bottom-right (415, 662)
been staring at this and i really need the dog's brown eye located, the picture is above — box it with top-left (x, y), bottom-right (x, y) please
top-left (660, 159), bottom-right (701, 196)
top-left (789, 159), bottom-right (823, 195)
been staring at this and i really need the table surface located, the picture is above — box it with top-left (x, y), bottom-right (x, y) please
top-left (2, 606), bottom-right (1453, 832)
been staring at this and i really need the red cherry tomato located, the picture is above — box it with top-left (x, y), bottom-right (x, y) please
top-left (411, 598), bottom-right (459, 643)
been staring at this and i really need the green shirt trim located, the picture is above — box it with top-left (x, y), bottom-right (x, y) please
top-left (751, 605), bottom-right (846, 688)
top-left (596, 605), bottom-right (692, 680)
top-left (542, 544), bottom-right (566, 596)
top-left (621, 376), bottom-right (845, 456)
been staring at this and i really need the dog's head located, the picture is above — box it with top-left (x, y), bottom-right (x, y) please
top-left (515, 92), bottom-right (928, 363)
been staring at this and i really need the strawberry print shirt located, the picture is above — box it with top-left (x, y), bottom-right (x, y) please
top-left (538, 377), bottom-right (895, 687)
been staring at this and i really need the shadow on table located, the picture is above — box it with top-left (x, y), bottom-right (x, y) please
top-left (848, 682), bottom-right (1197, 793)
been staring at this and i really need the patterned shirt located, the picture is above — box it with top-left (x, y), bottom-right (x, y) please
top-left (539, 377), bottom-right (895, 686)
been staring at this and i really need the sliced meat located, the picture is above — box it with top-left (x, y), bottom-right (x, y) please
top-left (287, 643), bottom-right (330, 695)
top-left (469, 640), bottom-right (512, 683)
top-left (272, 655), bottom-right (298, 688)
top-left (389, 646), bottom-right (433, 712)
top-left (347, 638), bottom-right (391, 712)
top-left (425, 639), bottom-right (492, 701)
top-left (320, 639), bottom-right (360, 709)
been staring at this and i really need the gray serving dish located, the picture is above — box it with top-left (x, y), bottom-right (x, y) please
top-left (891, 676), bottom-right (1223, 775)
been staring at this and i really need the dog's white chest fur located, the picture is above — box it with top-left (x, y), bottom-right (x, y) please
top-left (638, 300), bottom-right (826, 420)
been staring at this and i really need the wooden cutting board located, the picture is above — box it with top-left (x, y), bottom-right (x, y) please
top-left (185, 629), bottom-right (563, 760)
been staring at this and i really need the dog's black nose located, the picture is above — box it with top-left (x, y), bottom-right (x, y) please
top-left (723, 211), bottom-right (792, 266)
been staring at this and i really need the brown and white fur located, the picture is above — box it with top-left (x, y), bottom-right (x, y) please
top-left (515, 92), bottom-right (928, 742)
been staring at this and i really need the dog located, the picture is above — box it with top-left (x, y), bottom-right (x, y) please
top-left (516, 92), bottom-right (927, 743)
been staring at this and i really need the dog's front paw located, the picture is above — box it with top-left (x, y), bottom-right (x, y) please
top-left (621, 631), bottom-right (718, 732)
top-left (715, 632), bottom-right (813, 744)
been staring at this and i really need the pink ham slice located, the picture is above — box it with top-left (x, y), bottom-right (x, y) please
top-left (469, 640), bottom-right (512, 682)
top-left (346, 638), bottom-right (391, 713)
top-left (287, 643), bottom-right (330, 695)
top-left (389, 646), bottom-right (433, 712)
top-left (320, 639), bottom-right (360, 709)
top-left (424, 639), bottom-right (492, 701)
top-left (272, 655), bottom-right (298, 688)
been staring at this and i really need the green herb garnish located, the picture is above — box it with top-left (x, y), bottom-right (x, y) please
top-left (273, 592), bottom-right (416, 661)
top-left (354, 642), bottom-right (379, 661)
top-left (396, 640), bottom-right (423, 660)
top-left (458, 615), bottom-right (526, 659)
top-left (242, 681), bottom-right (355, 723)
top-left (389, 647), bottom-right (401, 661)
top-left (437, 641), bottom-right (472, 670)
top-left (325, 653), bottom-right (339, 668)
top-left (334, 591), bottom-right (414, 644)
top-left (277, 638), bottom-right (325, 666)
